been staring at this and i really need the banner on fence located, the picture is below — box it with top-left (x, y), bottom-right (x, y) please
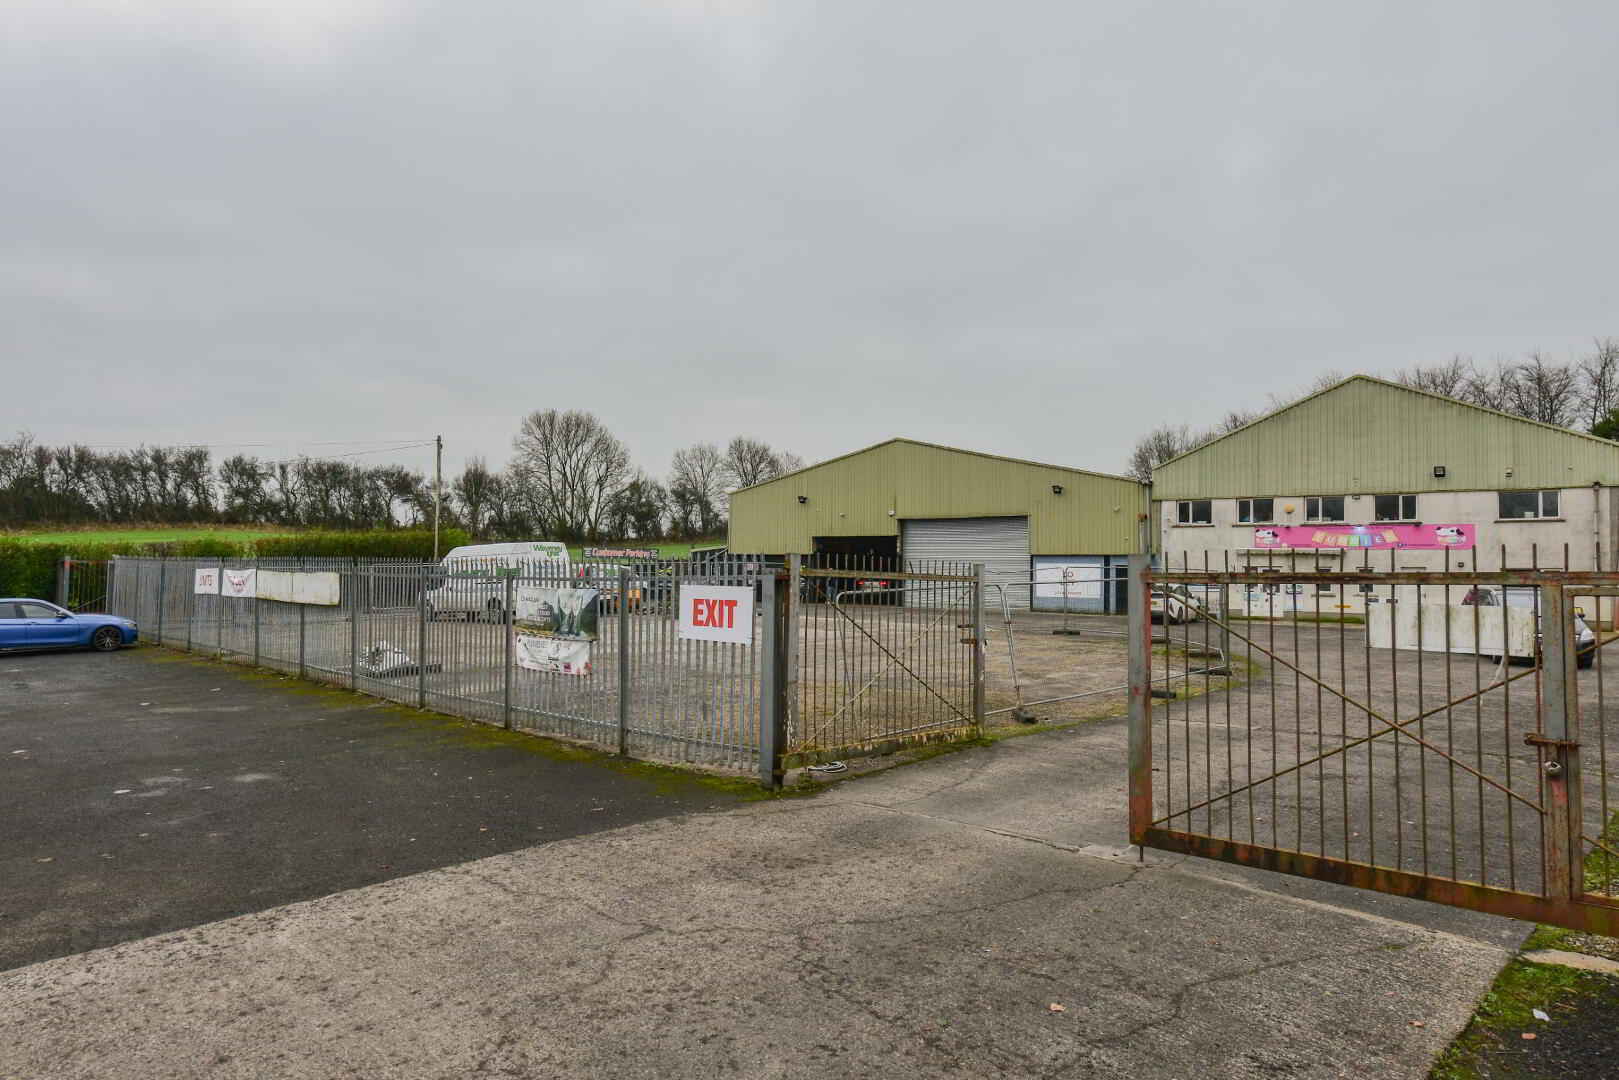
top-left (513, 585), bottom-right (599, 676)
top-left (679, 584), bottom-right (754, 644)
top-left (194, 568), bottom-right (220, 594)
top-left (257, 570), bottom-right (341, 606)
top-left (221, 568), bottom-right (257, 598)
top-left (514, 635), bottom-right (593, 676)
top-left (514, 586), bottom-right (600, 641)
top-left (1251, 523), bottom-right (1475, 550)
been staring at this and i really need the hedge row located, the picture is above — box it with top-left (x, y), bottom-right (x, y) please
top-left (0, 529), bottom-right (469, 600)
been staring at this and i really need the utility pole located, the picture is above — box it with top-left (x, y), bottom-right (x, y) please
top-left (433, 435), bottom-right (443, 560)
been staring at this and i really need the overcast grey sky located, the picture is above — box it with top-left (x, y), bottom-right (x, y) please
top-left (4, 1), bottom-right (1617, 481)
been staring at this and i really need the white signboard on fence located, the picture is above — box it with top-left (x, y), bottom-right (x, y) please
top-left (257, 570), bottom-right (341, 606)
top-left (221, 568), bottom-right (257, 598)
top-left (1368, 602), bottom-right (1537, 657)
top-left (514, 636), bottom-right (593, 676)
top-left (678, 584), bottom-right (754, 644)
top-left (194, 568), bottom-right (220, 594)
top-left (1032, 562), bottom-right (1104, 601)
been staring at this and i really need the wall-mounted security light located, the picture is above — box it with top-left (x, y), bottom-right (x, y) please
top-left (1051, 484), bottom-right (1064, 495)
top-left (797, 495), bottom-right (808, 504)
top-left (1433, 466), bottom-right (1447, 478)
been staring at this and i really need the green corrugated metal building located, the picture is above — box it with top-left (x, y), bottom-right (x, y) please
top-left (1153, 375), bottom-right (1619, 580)
top-left (727, 439), bottom-right (1147, 611)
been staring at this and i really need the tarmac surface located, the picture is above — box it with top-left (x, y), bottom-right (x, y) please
top-left (0, 647), bottom-right (743, 972)
top-left (0, 644), bottom-right (1534, 1079)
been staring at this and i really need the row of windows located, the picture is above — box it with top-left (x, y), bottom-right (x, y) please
top-left (1175, 491), bottom-right (1562, 525)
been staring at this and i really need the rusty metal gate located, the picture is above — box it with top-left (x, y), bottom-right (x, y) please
top-left (1128, 557), bottom-right (1619, 935)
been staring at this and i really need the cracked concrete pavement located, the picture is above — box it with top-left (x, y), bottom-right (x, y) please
top-left (1, 713), bottom-right (1524, 1079)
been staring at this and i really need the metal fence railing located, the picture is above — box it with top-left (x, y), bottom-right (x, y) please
top-left (107, 554), bottom-right (988, 782)
top-left (109, 555), bottom-right (774, 775)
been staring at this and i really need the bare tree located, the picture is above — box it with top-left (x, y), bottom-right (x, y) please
top-left (667, 442), bottom-right (728, 538)
top-left (1124, 423), bottom-right (1195, 483)
top-left (452, 457), bottom-right (500, 537)
top-left (1577, 337), bottom-right (1619, 432)
top-left (1391, 355), bottom-right (1472, 398)
top-left (509, 409), bottom-right (634, 541)
top-left (720, 436), bottom-right (802, 491)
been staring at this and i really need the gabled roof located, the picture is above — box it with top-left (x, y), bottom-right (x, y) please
top-left (1155, 374), bottom-right (1619, 472)
top-left (734, 437), bottom-right (1138, 494)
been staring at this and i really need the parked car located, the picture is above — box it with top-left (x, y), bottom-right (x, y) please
top-left (0, 598), bottom-right (138, 653)
top-left (1461, 586), bottom-right (1598, 668)
top-left (575, 563), bottom-right (646, 612)
top-left (1149, 584), bottom-right (1206, 624)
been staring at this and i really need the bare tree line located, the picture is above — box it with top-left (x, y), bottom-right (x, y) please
top-left (1126, 337), bottom-right (1619, 481)
top-left (1, 414), bottom-right (801, 542)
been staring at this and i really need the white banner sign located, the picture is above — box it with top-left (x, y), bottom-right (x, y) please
top-left (678, 584), bottom-right (754, 644)
top-left (221, 568), bottom-right (257, 598)
top-left (257, 570), bottom-right (341, 606)
top-left (1032, 562), bottom-right (1104, 601)
top-left (514, 636), bottom-right (593, 675)
top-left (194, 568), bottom-right (220, 594)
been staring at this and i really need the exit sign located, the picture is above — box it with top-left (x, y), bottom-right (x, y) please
top-left (678, 585), bottom-right (754, 644)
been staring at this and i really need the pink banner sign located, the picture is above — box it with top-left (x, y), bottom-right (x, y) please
top-left (1251, 524), bottom-right (1474, 550)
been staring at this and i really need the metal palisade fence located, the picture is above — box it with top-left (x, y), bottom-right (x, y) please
top-left (107, 553), bottom-right (987, 784)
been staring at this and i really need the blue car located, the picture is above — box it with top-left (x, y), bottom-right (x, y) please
top-left (0, 598), bottom-right (139, 653)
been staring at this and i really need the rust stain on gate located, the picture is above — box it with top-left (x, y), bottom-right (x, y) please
top-left (1128, 560), bottom-right (1619, 936)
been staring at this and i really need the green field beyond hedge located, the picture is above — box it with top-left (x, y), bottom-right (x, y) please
top-left (0, 528), bottom-right (723, 600)
top-left (5, 527), bottom-right (290, 546)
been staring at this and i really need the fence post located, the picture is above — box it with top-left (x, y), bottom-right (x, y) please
top-left (56, 557), bottom-right (71, 607)
top-left (758, 567), bottom-right (790, 788)
top-left (349, 567), bottom-right (360, 691)
top-left (185, 562), bottom-right (196, 652)
top-left (416, 569), bottom-right (428, 709)
top-left (297, 602), bottom-right (307, 676)
top-left (971, 563), bottom-right (986, 731)
top-left (252, 559), bottom-right (261, 668)
top-left (503, 573), bottom-right (515, 730)
top-left (1537, 583), bottom-right (1582, 901)
top-left (1127, 554), bottom-right (1152, 847)
top-left (617, 567), bottom-right (631, 756)
top-left (155, 560), bottom-right (166, 646)
top-left (216, 565), bottom-right (226, 657)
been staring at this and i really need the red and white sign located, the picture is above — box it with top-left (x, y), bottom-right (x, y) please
top-left (194, 568), bottom-right (220, 595)
top-left (678, 585), bottom-right (754, 644)
top-left (221, 568), bottom-right (257, 598)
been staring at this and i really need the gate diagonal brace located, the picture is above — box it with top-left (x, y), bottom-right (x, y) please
top-left (1147, 585), bottom-right (1548, 829)
top-left (803, 595), bottom-right (970, 746)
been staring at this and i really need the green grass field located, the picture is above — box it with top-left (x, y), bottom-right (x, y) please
top-left (2, 527), bottom-right (293, 545)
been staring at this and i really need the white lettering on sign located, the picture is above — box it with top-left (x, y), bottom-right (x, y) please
top-left (678, 584), bottom-right (754, 644)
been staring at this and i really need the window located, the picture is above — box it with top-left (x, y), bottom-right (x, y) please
top-left (1498, 490), bottom-right (1560, 519)
top-left (1236, 497), bottom-right (1274, 523)
top-left (16, 602), bottom-right (59, 619)
top-left (1176, 500), bottom-right (1212, 525)
top-left (1374, 494), bottom-right (1417, 521)
top-left (1305, 496), bottom-right (1345, 522)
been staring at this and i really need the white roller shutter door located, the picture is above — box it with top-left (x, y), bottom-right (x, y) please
top-left (902, 517), bottom-right (1031, 610)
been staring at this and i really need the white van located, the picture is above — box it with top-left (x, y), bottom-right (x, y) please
top-left (425, 542), bottom-right (571, 620)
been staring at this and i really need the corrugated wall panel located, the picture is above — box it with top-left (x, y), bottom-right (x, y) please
top-left (728, 440), bottom-right (1146, 555)
top-left (1152, 377), bottom-right (1619, 499)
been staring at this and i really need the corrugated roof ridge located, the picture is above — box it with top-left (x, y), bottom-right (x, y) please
top-left (731, 437), bottom-right (1139, 494)
top-left (1153, 374), bottom-right (1619, 472)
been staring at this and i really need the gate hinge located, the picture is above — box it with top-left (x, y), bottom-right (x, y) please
top-left (1523, 731), bottom-right (1580, 750)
